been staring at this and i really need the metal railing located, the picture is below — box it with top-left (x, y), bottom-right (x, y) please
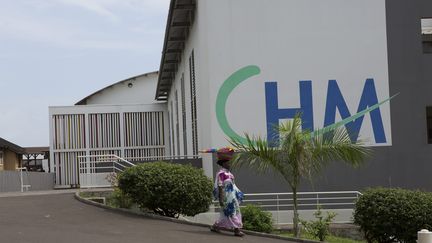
top-left (211, 191), bottom-right (362, 224)
top-left (242, 191), bottom-right (361, 209)
top-left (77, 154), bottom-right (201, 188)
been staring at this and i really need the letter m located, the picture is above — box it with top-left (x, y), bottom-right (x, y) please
top-left (324, 79), bottom-right (386, 143)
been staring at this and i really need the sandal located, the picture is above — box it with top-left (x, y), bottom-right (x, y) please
top-left (210, 225), bottom-right (222, 233)
top-left (234, 229), bottom-right (245, 237)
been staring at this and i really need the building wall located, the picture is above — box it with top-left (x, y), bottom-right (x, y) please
top-left (0, 171), bottom-right (54, 192)
top-left (82, 72), bottom-right (160, 105)
top-left (49, 104), bottom-right (169, 187)
top-left (165, 0), bottom-right (214, 176)
top-left (312, 0), bottom-right (432, 192)
top-left (3, 150), bottom-right (20, 171)
top-left (242, 0), bottom-right (432, 192)
top-left (166, 0), bottom-right (432, 192)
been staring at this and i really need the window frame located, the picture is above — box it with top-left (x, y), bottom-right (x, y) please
top-left (421, 18), bottom-right (432, 54)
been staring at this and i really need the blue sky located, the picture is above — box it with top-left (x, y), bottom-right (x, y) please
top-left (0, 0), bottom-right (170, 147)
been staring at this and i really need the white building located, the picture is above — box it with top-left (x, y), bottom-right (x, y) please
top-left (157, 0), bottom-right (392, 181)
top-left (50, 0), bottom-right (432, 191)
top-left (49, 72), bottom-right (169, 187)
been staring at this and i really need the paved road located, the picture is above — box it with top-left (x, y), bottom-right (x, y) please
top-left (0, 193), bottom-right (294, 243)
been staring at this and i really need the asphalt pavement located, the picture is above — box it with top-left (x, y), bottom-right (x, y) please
top-left (0, 192), bottom-right (296, 243)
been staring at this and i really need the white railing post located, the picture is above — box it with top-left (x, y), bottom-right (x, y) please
top-left (276, 194), bottom-right (280, 225)
top-left (20, 167), bottom-right (23, 192)
top-left (17, 167), bottom-right (30, 192)
top-left (418, 229), bottom-right (432, 243)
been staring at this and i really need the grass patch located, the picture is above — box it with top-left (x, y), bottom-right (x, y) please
top-left (278, 232), bottom-right (365, 243)
top-left (79, 191), bottom-right (93, 198)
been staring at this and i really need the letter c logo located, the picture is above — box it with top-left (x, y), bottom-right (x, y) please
top-left (215, 65), bottom-right (261, 144)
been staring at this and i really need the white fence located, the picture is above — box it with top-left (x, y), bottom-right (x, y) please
top-left (0, 171), bottom-right (54, 192)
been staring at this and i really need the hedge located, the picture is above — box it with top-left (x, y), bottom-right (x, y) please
top-left (354, 187), bottom-right (432, 243)
top-left (118, 162), bottom-right (213, 218)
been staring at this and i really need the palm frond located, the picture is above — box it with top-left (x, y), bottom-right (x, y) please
top-left (229, 134), bottom-right (287, 178)
top-left (311, 127), bottom-right (371, 170)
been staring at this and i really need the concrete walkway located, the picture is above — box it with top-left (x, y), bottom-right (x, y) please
top-left (0, 193), bottom-right (296, 243)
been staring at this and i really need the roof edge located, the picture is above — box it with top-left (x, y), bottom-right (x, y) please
top-left (155, 0), bottom-right (176, 101)
top-left (0, 137), bottom-right (24, 154)
top-left (75, 71), bottom-right (158, 105)
top-left (155, 0), bottom-right (196, 101)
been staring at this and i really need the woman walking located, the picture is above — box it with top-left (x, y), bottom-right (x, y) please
top-left (210, 147), bottom-right (245, 237)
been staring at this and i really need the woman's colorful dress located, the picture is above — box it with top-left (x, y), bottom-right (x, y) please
top-left (213, 168), bottom-right (244, 229)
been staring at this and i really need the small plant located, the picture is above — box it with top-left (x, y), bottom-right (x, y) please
top-left (242, 204), bottom-right (274, 233)
top-left (300, 206), bottom-right (336, 242)
top-left (107, 188), bottom-right (133, 209)
top-left (105, 172), bottom-right (118, 187)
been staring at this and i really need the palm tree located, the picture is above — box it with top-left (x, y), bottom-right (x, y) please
top-left (229, 115), bottom-right (370, 237)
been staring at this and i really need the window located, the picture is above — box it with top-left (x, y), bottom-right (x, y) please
top-left (189, 50), bottom-right (198, 156)
top-left (0, 151), bottom-right (3, 166)
top-left (422, 18), bottom-right (432, 53)
top-left (427, 107), bottom-right (432, 144)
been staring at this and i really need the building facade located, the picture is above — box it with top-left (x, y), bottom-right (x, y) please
top-left (0, 137), bottom-right (24, 171)
top-left (49, 72), bottom-right (169, 187)
top-left (156, 0), bottom-right (432, 192)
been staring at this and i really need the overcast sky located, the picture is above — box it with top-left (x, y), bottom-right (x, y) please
top-left (0, 0), bottom-right (170, 147)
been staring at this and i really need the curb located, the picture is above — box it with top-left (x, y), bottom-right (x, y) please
top-left (74, 191), bottom-right (320, 243)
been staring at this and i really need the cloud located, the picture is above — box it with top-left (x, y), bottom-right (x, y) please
top-left (0, 1), bottom-right (168, 52)
top-left (55, 0), bottom-right (170, 20)
top-left (57, 0), bottom-right (119, 21)
top-left (0, 0), bottom-right (171, 146)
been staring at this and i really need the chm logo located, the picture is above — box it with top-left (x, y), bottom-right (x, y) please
top-left (215, 65), bottom-right (396, 145)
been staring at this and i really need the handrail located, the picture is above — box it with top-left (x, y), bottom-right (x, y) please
top-left (212, 191), bottom-right (362, 209)
top-left (125, 155), bottom-right (201, 160)
top-left (78, 154), bottom-right (135, 167)
top-left (245, 191), bottom-right (362, 196)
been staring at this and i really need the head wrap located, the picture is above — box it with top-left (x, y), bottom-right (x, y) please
top-left (216, 147), bottom-right (234, 164)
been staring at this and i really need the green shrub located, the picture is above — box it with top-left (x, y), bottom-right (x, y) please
top-left (107, 188), bottom-right (134, 209)
top-left (354, 187), bottom-right (432, 243)
top-left (242, 204), bottom-right (274, 233)
top-left (118, 161), bottom-right (213, 218)
top-left (300, 206), bottom-right (336, 242)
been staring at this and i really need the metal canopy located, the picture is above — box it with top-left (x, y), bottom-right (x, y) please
top-left (155, 0), bottom-right (196, 101)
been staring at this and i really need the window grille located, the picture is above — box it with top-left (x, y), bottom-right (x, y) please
top-left (52, 114), bottom-right (86, 150)
top-left (89, 113), bottom-right (120, 148)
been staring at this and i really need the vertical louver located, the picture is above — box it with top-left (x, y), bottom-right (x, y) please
top-left (181, 73), bottom-right (188, 155)
top-left (189, 50), bottom-right (198, 156)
